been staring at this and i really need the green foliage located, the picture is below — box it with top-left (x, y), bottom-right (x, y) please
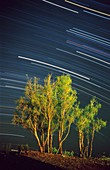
top-left (75, 97), bottom-right (107, 158)
top-left (12, 74), bottom-right (107, 156)
top-left (63, 150), bottom-right (74, 156)
top-left (52, 147), bottom-right (58, 154)
top-left (55, 74), bottom-right (77, 153)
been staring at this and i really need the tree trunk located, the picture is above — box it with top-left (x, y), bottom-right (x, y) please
top-left (89, 129), bottom-right (95, 157)
top-left (79, 131), bottom-right (82, 157)
top-left (58, 130), bottom-right (63, 154)
top-left (79, 131), bottom-right (81, 157)
top-left (81, 132), bottom-right (85, 157)
top-left (86, 134), bottom-right (90, 158)
top-left (79, 131), bottom-right (84, 157)
top-left (84, 135), bottom-right (89, 158)
top-left (49, 131), bottom-right (53, 153)
top-left (34, 129), bottom-right (43, 153)
top-left (41, 129), bottom-right (45, 152)
top-left (47, 120), bottom-right (51, 153)
top-left (59, 142), bottom-right (63, 154)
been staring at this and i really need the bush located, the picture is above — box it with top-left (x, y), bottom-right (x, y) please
top-left (52, 147), bottom-right (58, 154)
top-left (20, 144), bottom-right (29, 154)
top-left (63, 150), bottom-right (74, 156)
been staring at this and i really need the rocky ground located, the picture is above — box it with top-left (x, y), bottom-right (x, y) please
top-left (24, 151), bottom-right (110, 170)
top-left (0, 151), bottom-right (110, 170)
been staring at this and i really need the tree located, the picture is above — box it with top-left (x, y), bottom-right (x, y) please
top-left (12, 74), bottom-right (58, 153)
top-left (12, 74), bottom-right (107, 156)
top-left (12, 77), bottom-right (47, 152)
top-left (55, 75), bottom-right (77, 154)
top-left (89, 118), bottom-right (106, 157)
top-left (41, 74), bottom-right (58, 153)
top-left (75, 97), bottom-right (107, 157)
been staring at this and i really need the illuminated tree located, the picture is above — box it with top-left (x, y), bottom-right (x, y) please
top-left (56, 75), bottom-right (77, 154)
top-left (75, 97), bottom-right (107, 157)
top-left (12, 77), bottom-right (47, 152)
top-left (12, 74), bottom-right (58, 153)
top-left (41, 74), bottom-right (58, 153)
top-left (89, 118), bottom-right (106, 157)
top-left (12, 74), bottom-right (106, 156)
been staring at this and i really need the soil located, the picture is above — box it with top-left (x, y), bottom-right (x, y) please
top-left (25, 151), bottom-right (110, 170)
top-left (0, 151), bottom-right (110, 170)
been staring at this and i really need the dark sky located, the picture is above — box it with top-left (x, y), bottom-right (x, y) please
top-left (0, 0), bottom-right (110, 156)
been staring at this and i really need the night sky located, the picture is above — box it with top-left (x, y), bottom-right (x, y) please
top-left (0, 0), bottom-right (110, 156)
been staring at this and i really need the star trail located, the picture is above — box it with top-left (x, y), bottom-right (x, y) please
top-left (0, 0), bottom-right (110, 156)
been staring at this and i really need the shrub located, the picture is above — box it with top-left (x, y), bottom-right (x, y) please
top-left (52, 147), bottom-right (58, 154)
top-left (63, 150), bottom-right (74, 156)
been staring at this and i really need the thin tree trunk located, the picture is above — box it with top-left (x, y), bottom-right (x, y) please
top-left (86, 134), bottom-right (90, 157)
top-left (84, 135), bottom-right (89, 158)
top-left (58, 130), bottom-right (63, 154)
top-left (79, 131), bottom-right (84, 157)
top-left (79, 131), bottom-right (82, 157)
top-left (89, 129), bottom-right (95, 157)
top-left (34, 130), bottom-right (43, 152)
top-left (41, 129), bottom-right (45, 152)
top-left (61, 124), bottom-right (71, 144)
top-left (49, 130), bottom-right (53, 153)
top-left (47, 119), bottom-right (51, 153)
top-left (59, 142), bottom-right (63, 154)
top-left (81, 132), bottom-right (84, 157)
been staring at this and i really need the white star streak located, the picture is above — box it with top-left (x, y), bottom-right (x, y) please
top-left (0, 78), bottom-right (26, 84)
top-left (72, 27), bottom-right (110, 44)
top-left (56, 48), bottom-right (110, 91)
top-left (73, 83), bottom-right (110, 105)
top-left (76, 51), bottom-right (110, 65)
top-left (67, 29), bottom-right (110, 47)
top-left (83, 10), bottom-right (110, 20)
top-left (5, 85), bottom-right (25, 91)
top-left (18, 55), bottom-right (90, 80)
top-left (42, 0), bottom-right (79, 13)
top-left (65, 0), bottom-right (110, 17)
top-left (0, 114), bottom-right (13, 116)
top-left (56, 48), bottom-right (110, 69)
top-left (0, 133), bottom-right (25, 138)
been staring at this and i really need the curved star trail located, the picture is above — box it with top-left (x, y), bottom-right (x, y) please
top-left (0, 0), bottom-right (110, 155)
